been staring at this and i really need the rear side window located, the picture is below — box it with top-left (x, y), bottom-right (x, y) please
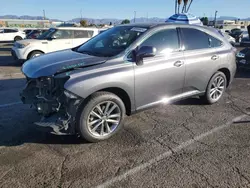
top-left (181, 28), bottom-right (209, 50)
top-left (74, 30), bottom-right (94, 38)
top-left (140, 29), bottom-right (179, 54)
top-left (4, 29), bottom-right (18, 33)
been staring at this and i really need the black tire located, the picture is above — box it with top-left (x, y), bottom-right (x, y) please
top-left (28, 51), bottom-right (43, 59)
top-left (77, 91), bottom-right (126, 142)
top-left (201, 71), bottom-right (227, 104)
top-left (14, 36), bottom-right (22, 41)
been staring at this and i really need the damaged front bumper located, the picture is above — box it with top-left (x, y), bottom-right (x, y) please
top-left (20, 75), bottom-right (82, 135)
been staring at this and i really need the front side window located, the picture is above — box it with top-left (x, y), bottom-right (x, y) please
top-left (76, 26), bottom-right (148, 57)
top-left (181, 28), bottom-right (209, 50)
top-left (37, 28), bottom-right (57, 39)
top-left (140, 29), bottom-right (179, 54)
top-left (74, 30), bottom-right (94, 38)
top-left (52, 30), bottom-right (73, 39)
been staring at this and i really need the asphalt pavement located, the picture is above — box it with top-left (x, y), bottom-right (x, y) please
top-left (1, 42), bottom-right (250, 188)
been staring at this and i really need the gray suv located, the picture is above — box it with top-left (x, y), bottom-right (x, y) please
top-left (20, 23), bottom-right (236, 142)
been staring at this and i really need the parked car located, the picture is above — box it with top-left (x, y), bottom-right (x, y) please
top-left (23, 29), bottom-right (34, 35)
top-left (12, 27), bottom-right (100, 60)
top-left (0, 28), bottom-right (26, 42)
top-left (221, 32), bottom-right (236, 46)
top-left (240, 37), bottom-right (250, 47)
top-left (236, 47), bottom-right (250, 69)
top-left (26, 29), bottom-right (48, 39)
top-left (229, 29), bottom-right (243, 42)
top-left (239, 31), bottom-right (249, 42)
top-left (20, 23), bottom-right (236, 142)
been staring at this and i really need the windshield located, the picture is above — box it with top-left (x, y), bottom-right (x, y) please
top-left (76, 26), bottom-right (148, 57)
top-left (37, 28), bottom-right (57, 39)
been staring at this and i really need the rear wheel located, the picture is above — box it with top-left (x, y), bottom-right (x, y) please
top-left (78, 92), bottom-right (126, 142)
top-left (201, 71), bottom-right (227, 104)
top-left (14, 36), bottom-right (22, 41)
top-left (28, 51), bottom-right (43, 59)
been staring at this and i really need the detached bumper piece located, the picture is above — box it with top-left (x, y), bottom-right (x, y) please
top-left (35, 114), bottom-right (73, 135)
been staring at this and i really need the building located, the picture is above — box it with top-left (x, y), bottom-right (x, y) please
top-left (0, 19), bottom-right (64, 28)
top-left (208, 19), bottom-right (250, 30)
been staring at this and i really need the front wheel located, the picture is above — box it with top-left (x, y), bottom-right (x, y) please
top-left (201, 71), bottom-right (227, 104)
top-left (14, 36), bottom-right (22, 41)
top-left (77, 91), bottom-right (126, 142)
top-left (28, 51), bottom-right (43, 59)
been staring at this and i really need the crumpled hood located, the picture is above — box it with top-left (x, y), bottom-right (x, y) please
top-left (22, 49), bottom-right (108, 78)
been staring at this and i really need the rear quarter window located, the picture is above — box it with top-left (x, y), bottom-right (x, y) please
top-left (208, 35), bottom-right (223, 48)
top-left (74, 30), bottom-right (94, 38)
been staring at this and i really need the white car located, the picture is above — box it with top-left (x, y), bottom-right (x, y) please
top-left (222, 32), bottom-right (236, 46)
top-left (0, 28), bottom-right (26, 42)
top-left (12, 27), bottom-right (101, 60)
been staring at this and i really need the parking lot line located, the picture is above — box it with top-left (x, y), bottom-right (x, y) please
top-left (0, 101), bottom-right (22, 108)
top-left (96, 114), bottom-right (248, 188)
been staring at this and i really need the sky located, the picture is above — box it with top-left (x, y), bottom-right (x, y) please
top-left (1, 0), bottom-right (250, 21)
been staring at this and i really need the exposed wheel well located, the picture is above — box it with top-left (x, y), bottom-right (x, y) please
top-left (97, 87), bottom-right (132, 115)
top-left (218, 68), bottom-right (231, 87)
top-left (27, 50), bottom-right (44, 59)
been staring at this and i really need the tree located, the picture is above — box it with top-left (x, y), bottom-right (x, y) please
top-left (121, 19), bottom-right (130, 24)
top-left (80, 19), bottom-right (88, 27)
top-left (200, 17), bottom-right (208, 26)
top-left (109, 22), bottom-right (112, 26)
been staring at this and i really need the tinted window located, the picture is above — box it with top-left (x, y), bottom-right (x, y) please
top-left (74, 30), bottom-right (94, 38)
top-left (140, 29), bottom-right (179, 54)
top-left (4, 29), bottom-right (18, 33)
top-left (181, 28), bottom-right (209, 50)
top-left (52, 30), bottom-right (73, 39)
top-left (208, 35), bottom-right (222, 48)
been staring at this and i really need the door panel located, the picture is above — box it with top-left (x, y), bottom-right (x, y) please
top-left (180, 27), bottom-right (224, 93)
top-left (135, 52), bottom-right (185, 110)
top-left (134, 28), bottom-right (185, 110)
top-left (183, 48), bottom-right (218, 93)
top-left (47, 39), bottom-right (72, 52)
top-left (47, 30), bottom-right (73, 52)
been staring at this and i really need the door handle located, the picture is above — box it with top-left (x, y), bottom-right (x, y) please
top-left (174, 61), bottom-right (184, 67)
top-left (65, 42), bottom-right (70, 44)
top-left (211, 55), bottom-right (219, 60)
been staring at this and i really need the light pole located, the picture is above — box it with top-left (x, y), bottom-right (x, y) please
top-left (80, 9), bottom-right (83, 20)
top-left (214, 10), bottom-right (218, 28)
top-left (43, 10), bottom-right (46, 20)
top-left (134, 11), bottom-right (136, 23)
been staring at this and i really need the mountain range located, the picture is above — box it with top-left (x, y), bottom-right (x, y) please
top-left (1, 15), bottom-right (250, 25)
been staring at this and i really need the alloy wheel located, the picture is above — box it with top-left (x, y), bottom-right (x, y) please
top-left (209, 75), bottom-right (225, 101)
top-left (87, 101), bottom-right (121, 137)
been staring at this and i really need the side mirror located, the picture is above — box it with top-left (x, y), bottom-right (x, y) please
top-left (135, 46), bottom-right (157, 65)
top-left (48, 36), bottom-right (57, 40)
